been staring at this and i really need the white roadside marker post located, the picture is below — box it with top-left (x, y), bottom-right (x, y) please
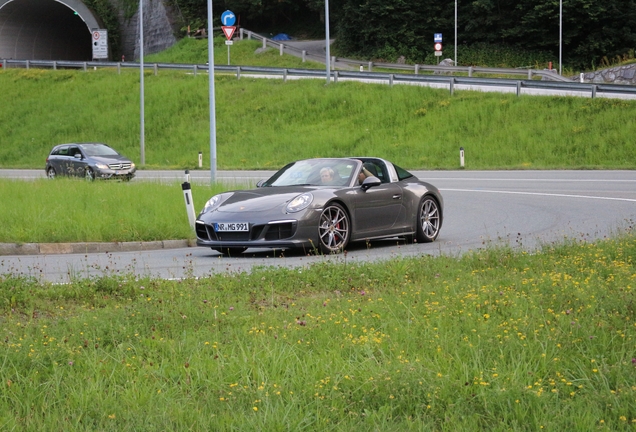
top-left (182, 170), bottom-right (196, 230)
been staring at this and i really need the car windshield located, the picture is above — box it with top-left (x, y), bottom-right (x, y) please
top-left (262, 159), bottom-right (357, 187)
top-left (79, 144), bottom-right (120, 157)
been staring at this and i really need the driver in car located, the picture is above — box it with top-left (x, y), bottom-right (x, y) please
top-left (320, 167), bottom-right (336, 184)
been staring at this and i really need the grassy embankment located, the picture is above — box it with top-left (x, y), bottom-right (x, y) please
top-left (1, 39), bottom-right (635, 171)
top-left (1, 233), bottom-right (635, 429)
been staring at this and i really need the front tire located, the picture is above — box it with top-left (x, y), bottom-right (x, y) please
top-left (415, 196), bottom-right (441, 243)
top-left (85, 168), bottom-right (95, 181)
top-left (318, 203), bottom-right (350, 254)
top-left (47, 167), bottom-right (56, 179)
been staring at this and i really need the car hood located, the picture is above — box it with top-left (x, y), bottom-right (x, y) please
top-left (217, 186), bottom-right (327, 213)
top-left (90, 155), bottom-right (131, 164)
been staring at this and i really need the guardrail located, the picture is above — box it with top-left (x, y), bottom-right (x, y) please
top-left (2, 58), bottom-right (635, 99)
top-left (236, 28), bottom-right (572, 83)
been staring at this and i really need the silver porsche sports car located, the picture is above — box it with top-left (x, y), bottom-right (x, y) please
top-left (195, 157), bottom-right (443, 255)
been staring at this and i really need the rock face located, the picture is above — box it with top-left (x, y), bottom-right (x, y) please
top-left (575, 64), bottom-right (636, 85)
top-left (107, 0), bottom-right (179, 60)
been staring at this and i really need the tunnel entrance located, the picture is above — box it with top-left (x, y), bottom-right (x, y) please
top-left (0, 0), bottom-right (103, 61)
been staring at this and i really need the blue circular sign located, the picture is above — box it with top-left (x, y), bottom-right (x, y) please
top-left (221, 10), bottom-right (236, 26)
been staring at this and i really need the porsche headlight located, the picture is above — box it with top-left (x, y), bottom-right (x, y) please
top-left (201, 192), bottom-right (233, 214)
top-left (286, 192), bottom-right (313, 213)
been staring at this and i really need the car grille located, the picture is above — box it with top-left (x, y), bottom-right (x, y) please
top-left (108, 162), bottom-right (132, 170)
top-left (196, 222), bottom-right (296, 242)
top-left (264, 222), bottom-right (294, 240)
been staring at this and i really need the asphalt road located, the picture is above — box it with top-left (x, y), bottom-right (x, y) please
top-left (2, 170), bottom-right (635, 282)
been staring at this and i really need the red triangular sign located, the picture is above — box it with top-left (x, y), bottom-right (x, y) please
top-left (222, 26), bottom-right (236, 40)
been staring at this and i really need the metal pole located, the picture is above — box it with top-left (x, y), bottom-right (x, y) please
top-left (208, 0), bottom-right (217, 183)
top-left (325, 0), bottom-right (331, 84)
top-left (454, 0), bottom-right (458, 66)
top-left (139, 0), bottom-right (145, 166)
top-left (559, 0), bottom-right (562, 75)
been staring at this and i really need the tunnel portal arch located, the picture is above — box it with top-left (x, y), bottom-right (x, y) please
top-left (0, 0), bottom-right (103, 61)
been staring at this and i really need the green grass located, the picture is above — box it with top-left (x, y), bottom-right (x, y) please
top-left (0, 233), bottom-right (634, 429)
top-left (0, 179), bottom-right (230, 243)
top-left (144, 37), bottom-right (324, 69)
top-left (1, 67), bottom-right (636, 171)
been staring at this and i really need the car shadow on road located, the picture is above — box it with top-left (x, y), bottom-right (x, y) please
top-left (202, 237), bottom-right (413, 259)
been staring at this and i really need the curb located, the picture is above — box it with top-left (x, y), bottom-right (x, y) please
top-left (0, 239), bottom-right (197, 256)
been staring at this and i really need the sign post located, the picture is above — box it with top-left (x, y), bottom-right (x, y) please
top-left (222, 25), bottom-right (236, 65)
top-left (221, 11), bottom-right (237, 66)
top-left (92, 29), bottom-right (108, 60)
top-left (434, 33), bottom-right (443, 60)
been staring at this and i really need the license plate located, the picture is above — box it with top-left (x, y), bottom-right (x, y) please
top-left (214, 222), bottom-right (249, 232)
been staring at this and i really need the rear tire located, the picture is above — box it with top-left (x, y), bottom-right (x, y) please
top-left (415, 196), bottom-right (441, 243)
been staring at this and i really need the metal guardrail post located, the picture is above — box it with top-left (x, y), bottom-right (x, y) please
top-left (415, 64), bottom-right (419, 75)
top-left (237, 67), bottom-right (241, 80)
top-left (331, 56), bottom-right (336, 70)
top-left (262, 38), bottom-right (266, 49)
top-left (280, 44), bottom-right (283, 56)
top-left (302, 50), bottom-right (306, 62)
top-left (240, 28), bottom-right (244, 40)
top-left (83, 62), bottom-right (87, 72)
top-left (368, 62), bottom-right (373, 72)
top-left (334, 71), bottom-right (338, 83)
top-left (2, 59), bottom-right (6, 69)
top-left (450, 77), bottom-right (455, 95)
top-left (468, 66), bottom-right (473, 77)
top-left (516, 81), bottom-right (521, 96)
top-left (194, 64), bottom-right (197, 76)
top-left (53, 61), bottom-right (57, 70)
top-left (592, 85), bottom-right (597, 98)
top-left (117, 62), bottom-right (121, 75)
top-left (248, 31), bottom-right (252, 40)
top-left (528, 69), bottom-right (532, 80)
top-left (283, 69), bottom-right (287, 83)
top-left (389, 74), bottom-right (394, 87)
top-left (154, 64), bottom-right (158, 76)
top-left (26, 60), bottom-right (29, 70)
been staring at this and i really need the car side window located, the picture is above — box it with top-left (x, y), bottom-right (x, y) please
top-left (364, 161), bottom-right (389, 183)
top-left (57, 146), bottom-right (69, 156)
top-left (68, 146), bottom-right (81, 157)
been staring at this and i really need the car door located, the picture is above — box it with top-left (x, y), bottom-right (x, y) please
top-left (351, 182), bottom-right (406, 237)
top-left (54, 145), bottom-right (75, 176)
top-left (66, 145), bottom-right (85, 177)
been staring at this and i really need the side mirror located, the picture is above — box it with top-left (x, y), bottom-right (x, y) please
top-left (256, 179), bottom-right (265, 188)
top-left (74, 154), bottom-right (82, 159)
top-left (360, 176), bottom-right (381, 191)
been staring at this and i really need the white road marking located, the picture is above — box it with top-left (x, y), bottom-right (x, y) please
top-left (441, 188), bottom-right (636, 203)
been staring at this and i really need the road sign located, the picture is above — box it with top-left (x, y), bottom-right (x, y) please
top-left (222, 26), bottom-right (236, 40)
top-left (92, 29), bottom-right (108, 59)
top-left (221, 10), bottom-right (236, 26)
top-left (225, 40), bottom-right (233, 45)
top-left (434, 33), bottom-right (442, 42)
top-left (435, 51), bottom-right (443, 56)
top-left (434, 43), bottom-right (442, 51)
